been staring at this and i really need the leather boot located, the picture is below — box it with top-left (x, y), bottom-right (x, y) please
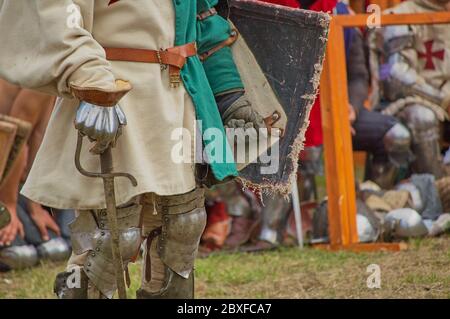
top-left (136, 268), bottom-right (194, 299)
top-left (223, 215), bottom-right (260, 251)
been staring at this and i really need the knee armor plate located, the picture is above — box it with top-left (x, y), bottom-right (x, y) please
top-left (69, 204), bottom-right (142, 299)
top-left (383, 123), bottom-right (412, 167)
top-left (0, 245), bottom-right (38, 271)
top-left (37, 238), bottom-right (71, 262)
top-left (155, 189), bottom-right (207, 279)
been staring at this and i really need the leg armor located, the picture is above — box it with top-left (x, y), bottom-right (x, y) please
top-left (224, 187), bottom-right (253, 218)
top-left (54, 204), bottom-right (142, 299)
top-left (137, 188), bottom-right (206, 299)
top-left (369, 123), bottom-right (412, 189)
top-left (239, 193), bottom-right (291, 252)
top-left (37, 238), bottom-right (71, 262)
top-left (368, 162), bottom-right (398, 190)
top-left (0, 245), bottom-right (38, 272)
top-left (223, 184), bottom-right (261, 250)
top-left (398, 104), bottom-right (444, 178)
top-left (384, 208), bottom-right (429, 239)
top-left (258, 193), bottom-right (291, 246)
top-left (383, 123), bottom-right (412, 168)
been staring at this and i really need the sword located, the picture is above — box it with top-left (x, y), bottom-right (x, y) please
top-left (75, 132), bottom-right (137, 299)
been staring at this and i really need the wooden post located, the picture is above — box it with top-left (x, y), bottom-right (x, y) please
top-left (320, 19), bottom-right (358, 246)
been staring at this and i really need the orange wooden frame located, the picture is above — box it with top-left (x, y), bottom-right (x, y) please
top-left (318, 12), bottom-right (450, 252)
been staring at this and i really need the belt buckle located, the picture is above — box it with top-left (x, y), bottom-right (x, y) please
top-left (159, 47), bottom-right (181, 88)
top-left (156, 49), bottom-right (168, 71)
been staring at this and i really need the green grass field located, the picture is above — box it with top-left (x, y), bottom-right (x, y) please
top-left (1, 236), bottom-right (449, 299)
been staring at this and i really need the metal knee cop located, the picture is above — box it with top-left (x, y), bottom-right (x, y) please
top-left (137, 189), bottom-right (207, 299)
top-left (383, 122), bottom-right (412, 167)
top-left (56, 204), bottom-right (142, 299)
top-left (370, 123), bottom-right (412, 189)
top-left (399, 104), bottom-right (444, 178)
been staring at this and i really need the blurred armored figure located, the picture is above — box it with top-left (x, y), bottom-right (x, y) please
top-left (240, 192), bottom-right (291, 251)
top-left (331, 0), bottom-right (411, 190)
top-left (272, 0), bottom-right (412, 190)
top-left (370, 0), bottom-right (450, 180)
top-left (222, 183), bottom-right (262, 251)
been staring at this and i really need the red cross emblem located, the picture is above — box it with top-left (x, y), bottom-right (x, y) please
top-left (417, 40), bottom-right (445, 70)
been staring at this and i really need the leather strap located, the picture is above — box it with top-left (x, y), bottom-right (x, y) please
top-left (199, 29), bottom-right (239, 62)
top-left (264, 111), bottom-right (285, 137)
top-left (145, 226), bottom-right (162, 283)
top-left (104, 42), bottom-right (197, 88)
top-left (156, 189), bottom-right (205, 215)
top-left (166, 43), bottom-right (198, 87)
top-left (197, 8), bottom-right (217, 20)
top-left (125, 266), bottom-right (131, 288)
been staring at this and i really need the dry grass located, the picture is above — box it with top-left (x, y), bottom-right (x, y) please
top-left (0, 236), bottom-right (449, 299)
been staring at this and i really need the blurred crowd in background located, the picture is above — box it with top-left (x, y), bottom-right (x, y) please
top-left (0, 83), bottom-right (74, 271)
top-left (199, 0), bottom-right (450, 255)
top-left (1, 0), bottom-right (450, 272)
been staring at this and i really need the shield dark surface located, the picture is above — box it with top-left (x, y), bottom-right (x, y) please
top-left (228, 0), bottom-right (330, 192)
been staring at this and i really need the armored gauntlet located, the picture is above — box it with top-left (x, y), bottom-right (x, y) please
top-left (71, 80), bottom-right (132, 154)
top-left (218, 92), bottom-right (266, 130)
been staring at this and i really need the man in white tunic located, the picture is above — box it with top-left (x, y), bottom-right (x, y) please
top-left (0, 0), bottom-right (265, 298)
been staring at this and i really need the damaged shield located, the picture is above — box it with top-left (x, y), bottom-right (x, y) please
top-left (225, 0), bottom-right (330, 194)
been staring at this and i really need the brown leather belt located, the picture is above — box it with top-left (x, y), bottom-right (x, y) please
top-left (104, 42), bottom-right (197, 88)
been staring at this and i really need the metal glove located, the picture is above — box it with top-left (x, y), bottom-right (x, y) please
top-left (75, 101), bottom-right (127, 154)
top-left (221, 95), bottom-right (266, 130)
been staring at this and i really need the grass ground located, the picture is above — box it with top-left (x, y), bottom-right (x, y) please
top-left (0, 236), bottom-right (449, 299)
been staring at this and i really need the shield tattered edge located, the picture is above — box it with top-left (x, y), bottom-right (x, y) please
top-left (227, 0), bottom-right (330, 196)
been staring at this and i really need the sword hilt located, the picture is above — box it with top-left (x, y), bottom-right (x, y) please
top-left (74, 132), bottom-right (138, 186)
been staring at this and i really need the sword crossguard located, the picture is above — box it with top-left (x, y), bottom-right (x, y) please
top-left (75, 132), bottom-right (138, 187)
